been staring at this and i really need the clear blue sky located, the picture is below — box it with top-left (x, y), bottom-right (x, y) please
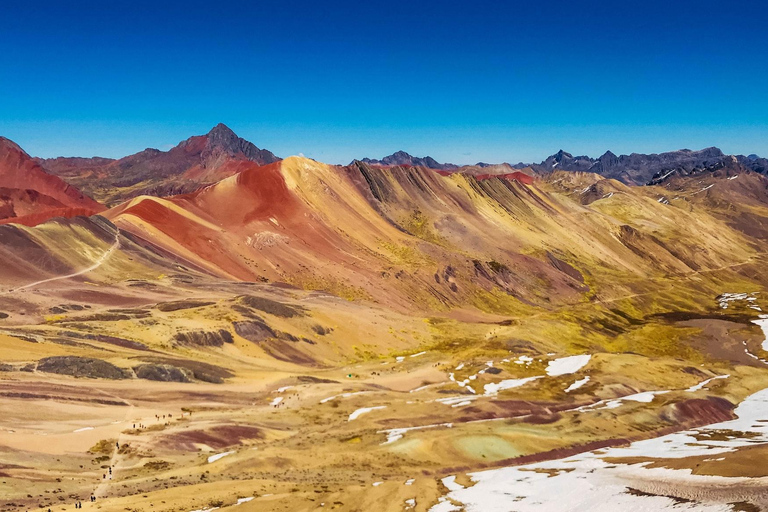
top-left (1, 0), bottom-right (766, 164)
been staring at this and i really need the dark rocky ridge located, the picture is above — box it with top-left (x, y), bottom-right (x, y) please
top-left (133, 363), bottom-right (193, 383)
top-left (37, 356), bottom-right (130, 379)
top-left (174, 329), bottom-right (234, 347)
top-left (532, 147), bottom-right (768, 185)
top-left (356, 151), bottom-right (458, 171)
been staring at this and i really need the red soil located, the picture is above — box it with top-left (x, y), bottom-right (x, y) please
top-left (0, 137), bottom-right (104, 226)
top-left (475, 171), bottom-right (535, 184)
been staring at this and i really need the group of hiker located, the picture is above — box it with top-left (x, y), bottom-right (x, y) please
top-left (62, 496), bottom-right (95, 510)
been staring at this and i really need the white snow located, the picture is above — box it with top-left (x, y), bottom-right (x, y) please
top-left (578, 390), bottom-right (670, 411)
top-left (275, 386), bottom-right (293, 393)
top-left (686, 374), bottom-right (729, 392)
top-left (405, 479), bottom-right (415, 485)
top-left (429, 386), bottom-right (768, 512)
top-left (73, 427), bottom-right (94, 432)
top-left (207, 451), bottom-right (234, 463)
top-left (319, 391), bottom-right (368, 404)
top-left (717, 291), bottom-right (758, 309)
top-left (404, 498), bottom-right (416, 509)
top-left (728, 175), bottom-right (739, 180)
top-left (442, 475), bottom-right (465, 492)
top-left (546, 354), bottom-right (591, 376)
top-left (396, 356), bottom-right (406, 363)
top-left (437, 396), bottom-right (479, 406)
top-left (379, 423), bottom-right (453, 445)
top-left (483, 376), bottom-right (542, 395)
top-left (235, 497), bottom-right (254, 505)
top-left (410, 351), bottom-right (427, 358)
top-left (409, 382), bottom-right (446, 393)
top-left (752, 315), bottom-right (768, 351)
top-left (372, 481), bottom-right (383, 487)
top-left (269, 397), bottom-right (283, 406)
top-left (658, 169), bottom-right (676, 181)
top-left (565, 376), bottom-right (590, 393)
top-left (455, 363), bottom-right (465, 370)
top-left (514, 355), bottom-right (533, 365)
top-left (603, 390), bottom-right (669, 408)
top-left (349, 406), bottom-right (386, 421)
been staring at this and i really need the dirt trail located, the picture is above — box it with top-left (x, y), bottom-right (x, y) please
top-left (92, 387), bottom-right (135, 500)
top-left (1, 230), bottom-right (120, 295)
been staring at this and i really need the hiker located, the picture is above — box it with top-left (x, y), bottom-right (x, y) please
top-left (115, 441), bottom-right (119, 449)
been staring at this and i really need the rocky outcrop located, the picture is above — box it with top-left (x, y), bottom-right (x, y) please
top-left (155, 300), bottom-right (214, 312)
top-left (174, 329), bottom-right (234, 347)
top-left (137, 356), bottom-right (233, 383)
top-left (237, 295), bottom-right (307, 318)
top-left (37, 356), bottom-right (130, 379)
top-left (233, 320), bottom-right (276, 343)
top-left (133, 364), bottom-right (193, 382)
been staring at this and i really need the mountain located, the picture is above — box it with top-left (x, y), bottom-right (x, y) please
top-left (537, 150), bottom-right (596, 173)
top-left (97, 154), bottom-right (763, 311)
top-left (531, 147), bottom-right (768, 185)
top-left (357, 150), bottom-right (459, 171)
top-left (0, 137), bottom-right (104, 226)
top-left (38, 124), bottom-right (280, 206)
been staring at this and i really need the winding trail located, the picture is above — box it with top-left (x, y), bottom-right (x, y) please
top-left (1, 229), bottom-right (120, 295)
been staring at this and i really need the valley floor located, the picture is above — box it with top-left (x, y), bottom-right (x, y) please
top-left (3, 251), bottom-right (768, 512)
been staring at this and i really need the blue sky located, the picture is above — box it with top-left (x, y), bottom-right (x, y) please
top-left (1, 0), bottom-right (766, 164)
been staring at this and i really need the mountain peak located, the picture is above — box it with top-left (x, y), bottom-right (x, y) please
top-left (207, 123), bottom-right (237, 139)
top-left (184, 124), bottom-right (280, 168)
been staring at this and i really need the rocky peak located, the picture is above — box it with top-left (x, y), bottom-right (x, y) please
top-left (206, 123), bottom-right (240, 147)
top-left (197, 124), bottom-right (279, 167)
top-left (359, 151), bottom-right (457, 170)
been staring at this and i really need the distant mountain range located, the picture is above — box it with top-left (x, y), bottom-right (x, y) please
top-left (526, 147), bottom-right (768, 185)
top-left (356, 151), bottom-right (459, 171)
top-left (360, 148), bottom-right (768, 186)
top-left (1, 123), bottom-right (766, 229)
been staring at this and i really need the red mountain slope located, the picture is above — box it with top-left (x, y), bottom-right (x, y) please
top-left (0, 137), bottom-right (105, 226)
